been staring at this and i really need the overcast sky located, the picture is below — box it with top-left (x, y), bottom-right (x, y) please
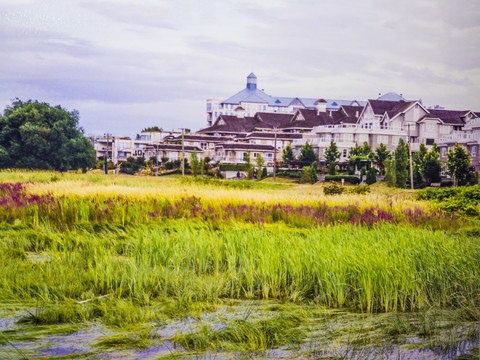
top-left (1, 0), bottom-right (479, 136)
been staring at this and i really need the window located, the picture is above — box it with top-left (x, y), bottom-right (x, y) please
top-left (392, 137), bottom-right (400, 146)
top-left (441, 147), bottom-right (446, 158)
top-left (426, 138), bottom-right (435, 145)
top-left (472, 146), bottom-right (477, 157)
top-left (377, 135), bottom-right (388, 145)
top-left (200, 142), bottom-right (207, 150)
top-left (342, 149), bottom-right (348, 158)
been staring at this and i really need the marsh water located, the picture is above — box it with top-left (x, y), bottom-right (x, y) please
top-left (1, 301), bottom-right (478, 359)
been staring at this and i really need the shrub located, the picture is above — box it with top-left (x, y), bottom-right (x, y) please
top-left (324, 175), bottom-right (360, 185)
top-left (276, 170), bottom-right (303, 179)
top-left (323, 183), bottom-right (345, 195)
top-left (366, 168), bottom-right (377, 185)
top-left (219, 164), bottom-right (249, 172)
top-left (261, 167), bottom-right (268, 179)
top-left (348, 185), bottom-right (371, 195)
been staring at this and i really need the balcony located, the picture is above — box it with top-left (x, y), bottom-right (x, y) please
top-left (439, 133), bottom-right (480, 143)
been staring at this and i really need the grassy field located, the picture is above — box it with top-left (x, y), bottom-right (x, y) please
top-left (0, 170), bottom-right (479, 359)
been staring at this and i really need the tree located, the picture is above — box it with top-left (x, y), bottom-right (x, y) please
top-left (366, 167), bottom-right (377, 185)
top-left (324, 140), bottom-right (341, 175)
top-left (411, 144), bottom-right (428, 188)
top-left (0, 99), bottom-right (96, 171)
top-left (256, 153), bottom-right (264, 181)
top-left (349, 142), bottom-right (374, 174)
top-left (282, 144), bottom-right (295, 167)
top-left (374, 143), bottom-right (390, 175)
top-left (190, 149), bottom-right (200, 177)
top-left (300, 162), bottom-right (318, 184)
top-left (299, 142), bottom-right (317, 167)
top-left (446, 144), bottom-right (472, 186)
top-left (244, 152), bottom-right (254, 180)
top-left (384, 159), bottom-right (396, 187)
top-left (421, 146), bottom-right (442, 185)
top-left (394, 138), bottom-right (409, 188)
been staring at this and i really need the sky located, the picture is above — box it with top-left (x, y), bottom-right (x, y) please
top-left (1, 0), bottom-right (479, 136)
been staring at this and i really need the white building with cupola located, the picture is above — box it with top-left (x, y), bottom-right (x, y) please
top-left (206, 73), bottom-right (365, 127)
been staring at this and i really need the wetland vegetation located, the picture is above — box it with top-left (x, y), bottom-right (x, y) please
top-left (0, 170), bottom-right (479, 359)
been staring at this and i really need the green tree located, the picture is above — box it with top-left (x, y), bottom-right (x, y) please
top-left (384, 159), bottom-right (396, 187)
top-left (366, 167), bottom-right (377, 185)
top-left (421, 146), bottom-right (442, 185)
top-left (244, 152), bottom-right (254, 180)
top-left (0, 99), bottom-right (96, 171)
top-left (374, 143), bottom-right (390, 175)
top-left (282, 144), bottom-right (295, 167)
top-left (190, 149), bottom-right (200, 177)
top-left (446, 144), bottom-right (472, 186)
top-left (300, 162), bottom-right (318, 184)
top-left (256, 153), bottom-right (264, 181)
top-left (394, 138), bottom-right (409, 188)
top-left (299, 142), bottom-right (317, 167)
top-left (324, 140), bottom-right (341, 175)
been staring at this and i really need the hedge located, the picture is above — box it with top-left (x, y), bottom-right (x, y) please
top-left (324, 175), bottom-right (361, 185)
top-left (219, 164), bottom-right (249, 171)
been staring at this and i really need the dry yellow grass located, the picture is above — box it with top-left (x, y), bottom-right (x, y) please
top-left (16, 173), bottom-right (429, 213)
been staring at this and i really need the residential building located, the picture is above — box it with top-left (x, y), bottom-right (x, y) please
top-left (206, 73), bottom-right (365, 126)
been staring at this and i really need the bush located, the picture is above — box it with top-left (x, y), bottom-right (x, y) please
top-left (300, 166), bottom-right (317, 184)
top-left (219, 164), bottom-right (249, 172)
top-left (324, 175), bottom-right (360, 185)
top-left (366, 168), bottom-right (377, 185)
top-left (323, 183), bottom-right (345, 195)
top-left (348, 185), bottom-right (371, 195)
top-left (276, 170), bottom-right (303, 179)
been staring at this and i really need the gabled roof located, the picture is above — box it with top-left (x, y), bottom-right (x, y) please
top-left (340, 105), bottom-right (364, 118)
top-left (377, 92), bottom-right (407, 102)
top-left (368, 99), bottom-right (407, 115)
top-left (198, 115), bottom-right (260, 134)
top-left (254, 112), bottom-right (294, 129)
top-left (386, 101), bottom-right (418, 119)
top-left (281, 109), bottom-right (334, 129)
top-left (426, 109), bottom-right (468, 125)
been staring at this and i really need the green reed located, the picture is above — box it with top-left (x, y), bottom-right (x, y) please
top-left (1, 222), bottom-right (478, 318)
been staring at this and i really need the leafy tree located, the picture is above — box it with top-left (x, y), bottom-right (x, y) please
top-left (256, 153), bottom-right (264, 181)
top-left (141, 126), bottom-right (162, 132)
top-left (446, 144), bottom-right (472, 186)
top-left (120, 157), bottom-right (141, 175)
top-left (190, 149), bottom-right (200, 177)
top-left (299, 142), bottom-right (317, 167)
top-left (374, 143), bottom-right (390, 175)
top-left (394, 138), bottom-right (409, 188)
top-left (324, 141), bottom-right (340, 175)
top-left (366, 167), bottom-right (377, 185)
top-left (282, 144), bottom-right (295, 167)
top-left (384, 159), bottom-right (396, 187)
top-left (0, 99), bottom-right (96, 171)
top-left (421, 146), bottom-right (442, 185)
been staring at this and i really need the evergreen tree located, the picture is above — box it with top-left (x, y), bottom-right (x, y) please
top-left (244, 152), bottom-right (253, 180)
top-left (394, 138), bottom-right (409, 188)
top-left (324, 140), bottom-right (341, 175)
top-left (374, 143), bottom-right (390, 175)
top-left (384, 159), bottom-right (396, 187)
top-left (256, 154), bottom-right (265, 181)
top-left (190, 149), bottom-right (200, 177)
top-left (446, 144), bottom-right (472, 186)
top-left (282, 144), bottom-right (295, 167)
top-left (421, 146), bottom-right (442, 185)
top-left (299, 142), bottom-right (317, 167)
top-left (366, 167), bottom-right (377, 185)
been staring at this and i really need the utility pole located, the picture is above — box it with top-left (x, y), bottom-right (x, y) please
top-left (408, 124), bottom-right (414, 190)
top-left (273, 127), bottom-right (278, 182)
top-left (155, 145), bottom-right (159, 176)
top-left (180, 128), bottom-right (185, 176)
top-left (104, 132), bottom-right (111, 175)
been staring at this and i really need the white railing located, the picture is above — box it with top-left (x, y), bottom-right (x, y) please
top-left (440, 133), bottom-right (480, 143)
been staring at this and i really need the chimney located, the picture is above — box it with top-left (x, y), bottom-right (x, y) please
top-left (315, 99), bottom-right (327, 115)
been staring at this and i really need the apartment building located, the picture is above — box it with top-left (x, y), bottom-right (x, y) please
top-left (206, 73), bottom-right (365, 126)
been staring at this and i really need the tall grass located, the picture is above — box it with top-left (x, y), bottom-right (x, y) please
top-left (1, 222), bottom-right (478, 315)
